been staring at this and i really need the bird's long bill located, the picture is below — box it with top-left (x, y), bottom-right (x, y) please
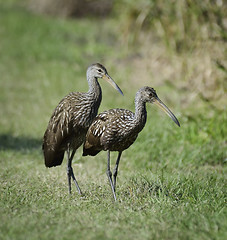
top-left (153, 98), bottom-right (180, 127)
top-left (102, 74), bottom-right (124, 96)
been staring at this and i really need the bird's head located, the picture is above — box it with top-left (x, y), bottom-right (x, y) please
top-left (87, 63), bottom-right (123, 96)
top-left (139, 86), bottom-right (180, 127)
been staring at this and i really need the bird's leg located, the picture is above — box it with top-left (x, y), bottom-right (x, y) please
top-left (67, 148), bottom-right (72, 194)
top-left (106, 150), bottom-right (117, 201)
top-left (67, 149), bottom-right (82, 195)
top-left (113, 152), bottom-right (122, 192)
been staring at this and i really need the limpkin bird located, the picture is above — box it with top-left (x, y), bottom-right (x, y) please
top-left (83, 86), bottom-right (180, 201)
top-left (43, 63), bottom-right (123, 195)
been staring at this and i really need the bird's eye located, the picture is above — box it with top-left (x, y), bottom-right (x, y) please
top-left (98, 69), bottom-right (102, 73)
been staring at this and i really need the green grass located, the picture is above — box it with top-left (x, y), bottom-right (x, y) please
top-left (0, 2), bottom-right (227, 240)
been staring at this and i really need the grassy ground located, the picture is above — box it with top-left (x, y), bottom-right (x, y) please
top-left (0, 1), bottom-right (226, 240)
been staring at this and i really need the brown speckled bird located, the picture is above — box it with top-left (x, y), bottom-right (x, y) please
top-left (43, 63), bottom-right (123, 195)
top-left (83, 86), bottom-right (180, 201)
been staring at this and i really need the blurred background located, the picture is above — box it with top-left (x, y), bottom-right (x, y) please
top-left (28, 0), bottom-right (227, 110)
top-left (30, 0), bottom-right (226, 107)
top-left (1, 0), bottom-right (226, 128)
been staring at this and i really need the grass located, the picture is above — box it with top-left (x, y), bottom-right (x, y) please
top-left (0, 1), bottom-right (227, 240)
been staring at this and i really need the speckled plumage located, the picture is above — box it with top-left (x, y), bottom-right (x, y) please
top-left (83, 86), bottom-right (180, 201)
top-left (42, 63), bottom-right (123, 170)
top-left (83, 108), bottom-right (141, 154)
top-left (83, 87), bottom-right (151, 156)
top-left (43, 91), bottom-right (101, 167)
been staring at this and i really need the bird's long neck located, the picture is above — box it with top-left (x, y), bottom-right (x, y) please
top-left (87, 73), bottom-right (102, 105)
top-left (133, 94), bottom-right (147, 132)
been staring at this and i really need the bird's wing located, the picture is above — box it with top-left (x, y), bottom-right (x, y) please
top-left (43, 97), bottom-right (73, 167)
top-left (83, 109), bottom-right (135, 155)
top-left (43, 93), bottom-right (86, 167)
top-left (83, 111), bottom-right (108, 149)
top-left (99, 109), bottom-right (135, 147)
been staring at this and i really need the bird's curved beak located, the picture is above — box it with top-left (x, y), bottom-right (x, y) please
top-left (153, 97), bottom-right (180, 127)
top-left (102, 74), bottom-right (124, 96)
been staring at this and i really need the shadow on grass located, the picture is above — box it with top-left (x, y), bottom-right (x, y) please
top-left (0, 134), bottom-right (42, 151)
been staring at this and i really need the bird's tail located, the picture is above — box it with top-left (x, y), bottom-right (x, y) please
top-left (82, 147), bottom-right (100, 157)
top-left (42, 143), bottom-right (65, 167)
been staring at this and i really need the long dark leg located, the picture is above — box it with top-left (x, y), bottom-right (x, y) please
top-left (113, 152), bottom-right (122, 192)
top-left (106, 150), bottom-right (117, 201)
top-left (67, 149), bottom-right (82, 195)
top-left (67, 148), bottom-right (72, 194)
